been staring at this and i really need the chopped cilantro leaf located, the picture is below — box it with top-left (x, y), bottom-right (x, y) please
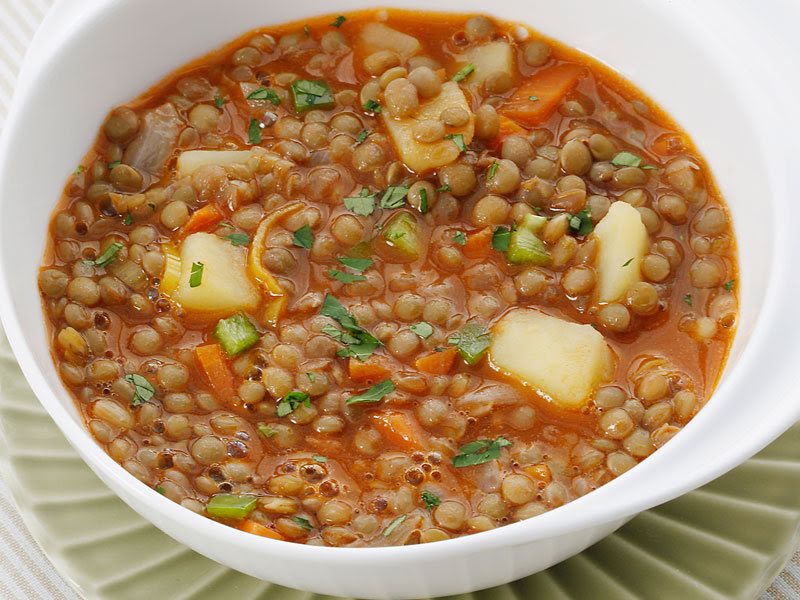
top-left (248, 118), bottom-right (262, 144)
top-left (292, 224), bottom-right (314, 249)
top-left (257, 423), bottom-right (276, 438)
top-left (487, 161), bottom-right (499, 179)
top-left (328, 269), bottom-right (367, 284)
top-left (189, 261), bottom-right (204, 287)
top-left (683, 294), bottom-right (693, 306)
top-left (453, 231), bottom-right (466, 246)
top-left (421, 490), bottom-right (441, 510)
top-left (214, 95), bottom-right (225, 108)
top-left (337, 257), bottom-right (373, 272)
top-left (343, 187), bottom-right (376, 216)
top-left (419, 188), bottom-right (429, 214)
top-left (448, 321), bottom-right (490, 365)
top-left (356, 129), bottom-right (370, 144)
top-left (492, 226), bottom-right (511, 252)
top-left (622, 257), bottom-right (634, 267)
top-left (345, 379), bottom-right (395, 405)
top-left (568, 208), bottom-right (594, 236)
top-left (452, 63), bottom-right (475, 82)
top-left (276, 391), bottom-right (311, 417)
top-left (453, 437), bottom-right (512, 468)
top-left (124, 373), bottom-right (155, 406)
top-left (445, 133), bottom-right (467, 153)
top-left (246, 87), bottom-right (281, 105)
top-left (292, 516), bottom-right (314, 531)
top-left (94, 242), bottom-right (124, 268)
top-left (331, 15), bottom-right (346, 27)
top-left (363, 99), bottom-right (382, 113)
top-left (410, 322), bottom-right (434, 339)
top-left (379, 185), bottom-right (409, 209)
top-left (723, 279), bottom-right (735, 291)
top-left (225, 232), bottom-right (250, 246)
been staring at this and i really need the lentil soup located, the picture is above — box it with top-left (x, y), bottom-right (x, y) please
top-left (37, 9), bottom-right (738, 547)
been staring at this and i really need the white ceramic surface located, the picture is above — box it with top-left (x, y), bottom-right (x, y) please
top-left (0, 0), bottom-right (798, 598)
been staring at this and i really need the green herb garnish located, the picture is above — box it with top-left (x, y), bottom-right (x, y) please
top-left (452, 437), bottom-right (512, 468)
top-left (214, 95), bottom-right (225, 108)
top-left (122, 213), bottom-right (133, 226)
top-left (346, 379), bottom-right (395, 405)
top-left (94, 242), bottom-right (124, 268)
top-left (257, 423), bottom-right (276, 438)
top-left (436, 183), bottom-right (451, 193)
top-left (724, 279), bottom-right (735, 291)
top-left (320, 294), bottom-right (381, 361)
top-left (448, 321), bottom-right (491, 365)
top-left (155, 485), bottom-right (166, 495)
top-left (622, 257), bottom-right (634, 267)
top-left (383, 515), bottom-right (407, 537)
top-left (379, 185), bottom-right (409, 209)
top-left (337, 257), bottom-right (373, 272)
top-left (107, 160), bottom-right (121, 170)
top-left (73, 165), bottom-right (85, 175)
top-left (189, 261), bottom-right (204, 287)
top-left (410, 322), bottom-right (434, 339)
top-left (225, 232), bottom-right (250, 246)
top-left (356, 129), bottom-right (370, 144)
top-left (487, 161), bottom-right (499, 179)
top-left (292, 516), bottom-right (314, 531)
top-left (331, 15), bottom-right (346, 27)
top-left (453, 231), bottom-right (466, 246)
top-left (293, 224), bottom-right (314, 249)
top-left (343, 187), bottom-right (377, 216)
top-left (568, 208), bottom-right (594, 236)
top-left (328, 269), bottom-right (367, 284)
top-left (363, 99), bottom-right (382, 113)
top-left (246, 87), bottom-right (281, 105)
top-left (291, 79), bottom-right (335, 113)
top-left (452, 63), bottom-right (475, 82)
top-left (445, 133), bottom-right (467, 153)
top-left (610, 151), bottom-right (652, 169)
top-left (124, 373), bottom-right (155, 406)
top-left (529, 95), bottom-right (540, 102)
top-left (683, 294), bottom-right (693, 306)
top-left (492, 226), bottom-right (511, 252)
top-left (276, 391), bottom-right (312, 417)
top-left (421, 490), bottom-right (441, 510)
top-left (312, 455), bottom-right (328, 463)
top-left (419, 188), bottom-right (429, 214)
top-left (248, 118), bottom-right (262, 144)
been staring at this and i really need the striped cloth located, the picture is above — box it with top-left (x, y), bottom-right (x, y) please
top-left (0, 0), bottom-right (796, 598)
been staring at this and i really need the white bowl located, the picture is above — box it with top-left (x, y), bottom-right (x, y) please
top-left (2, 0), bottom-right (799, 597)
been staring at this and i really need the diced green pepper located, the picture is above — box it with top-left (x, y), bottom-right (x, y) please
top-left (507, 227), bottom-right (550, 266)
top-left (520, 213), bottom-right (547, 234)
top-left (382, 212), bottom-right (422, 262)
top-left (213, 313), bottom-right (259, 356)
top-left (291, 79), bottom-right (335, 113)
top-left (206, 494), bottom-right (258, 519)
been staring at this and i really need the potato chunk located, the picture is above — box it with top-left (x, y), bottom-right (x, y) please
top-left (171, 233), bottom-right (259, 318)
top-left (359, 23), bottom-right (421, 59)
top-left (489, 309), bottom-right (613, 410)
top-left (462, 41), bottom-right (515, 86)
top-left (383, 81), bottom-right (474, 173)
top-left (593, 201), bottom-right (649, 303)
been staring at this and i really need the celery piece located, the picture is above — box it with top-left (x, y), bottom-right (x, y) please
top-left (206, 494), bottom-right (257, 519)
top-left (214, 313), bottom-right (259, 356)
top-left (507, 227), bottom-right (550, 266)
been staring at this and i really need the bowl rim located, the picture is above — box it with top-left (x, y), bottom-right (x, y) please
top-left (1, 0), bottom-right (800, 568)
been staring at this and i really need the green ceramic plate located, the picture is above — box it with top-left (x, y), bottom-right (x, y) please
top-left (0, 330), bottom-right (798, 599)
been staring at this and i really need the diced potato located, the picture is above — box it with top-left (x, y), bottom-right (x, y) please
top-left (359, 23), bottom-right (421, 59)
top-left (171, 233), bottom-right (259, 318)
top-left (383, 81), bottom-right (474, 173)
top-left (489, 309), bottom-right (614, 410)
top-left (462, 41), bottom-right (515, 86)
top-left (593, 201), bottom-right (650, 303)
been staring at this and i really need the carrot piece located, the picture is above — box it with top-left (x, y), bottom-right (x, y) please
top-left (195, 344), bottom-right (237, 407)
top-left (239, 519), bottom-right (286, 540)
top-left (414, 347), bottom-right (458, 375)
top-left (462, 227), bottom-right (494, 259)
top-left (370, 411), bottom-right (427, 452)
top-left (499, 63), bottom-right (587, 126)
top-left (181, 204), bottom-right (224, 236)
top-left (349, 357), bottom-right (391, 383)
top-left (488, 116), bottom-right (528, 150)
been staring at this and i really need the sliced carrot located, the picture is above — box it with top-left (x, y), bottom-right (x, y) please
top-left (181, 204), bottom-right (224, 237)
top-left (195, 343), bottom-right (237, 407)
top-left (349, 357), bottom-right (391, 383)
top-left (239, 519), bottom-right (286, 540)
top-left (488, 116), bottom-right (528, 150)
top-left (414, 347), bottom-right (458, 375)
top-left (370, 411), bottom-right (427, 452)
top-left (462, 227), bottom-right (494, 259)
top-left (499, 63), bottom-right (587, 126)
